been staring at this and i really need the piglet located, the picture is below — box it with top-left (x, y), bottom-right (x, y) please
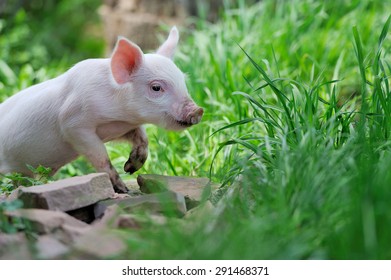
top-left (0, 27), bottom-right (203, 193)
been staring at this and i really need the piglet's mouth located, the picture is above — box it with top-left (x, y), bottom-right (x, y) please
top-left (165, 107), bottom-right (203, 130)
top-left (164, 113), bottom-right (196, 130)
top-left (166, 114), bottom-right (193, 128)
top-left (175, 119), bottom-right (193, 127)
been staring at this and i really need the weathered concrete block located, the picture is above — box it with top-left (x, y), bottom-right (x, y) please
top-left (18, 173), bottom-right (115, 211)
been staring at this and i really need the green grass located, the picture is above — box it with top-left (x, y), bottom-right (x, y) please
top-left (1, 0), bottom-right (391, 259)
top-left (118, 0), bottom-right (391, 259)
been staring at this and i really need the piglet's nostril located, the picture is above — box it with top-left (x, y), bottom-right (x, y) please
top-left (189, 107), bottom-right (204, 124)
top-left (196, 107), bottom-right (204, 117)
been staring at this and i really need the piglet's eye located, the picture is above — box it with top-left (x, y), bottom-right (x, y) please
top-left (151, 84), bottom-right (162, 92)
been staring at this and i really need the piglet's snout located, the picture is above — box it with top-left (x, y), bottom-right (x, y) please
top-left (187, 107), bottom-right (204, 125)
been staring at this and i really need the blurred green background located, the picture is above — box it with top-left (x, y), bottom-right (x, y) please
top-left (0, 0), bottom-right (103, 68)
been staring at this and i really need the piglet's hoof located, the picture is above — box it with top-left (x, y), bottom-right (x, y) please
top-left (113, 181), bottom-right (129, 194)
top-left (124, 147), bottom-right (147, 174)
top-left (124, 160), bottom-right (137, 174)
top-left (124, 158), bottom-right (145, 174)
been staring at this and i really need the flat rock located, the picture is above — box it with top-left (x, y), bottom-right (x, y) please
top-left (94, 192), bottom-right (187, 218)
top-left (54, 223), bottom-right (92, 245)
top-left (0, 233), bottom-right (31, 259)
top-left (185, 201), bottom-right (215, 220)
top-left (5, 208), bottom-right (90, 234)
top-left (35, 235), bottom-right (69, 259)
top-left (18, 173), bottom-right (115, 211)
top-left (116, 213), bottom-right (167, 229)
top-left (93, 204), bottom-right (167, 230)
top-left (137, 174), bottom-right (219, 209)
top-left (113, 214), bottom-right (143, 229)
top-left (72, 229), bottom-right (127, 259)
top-left (92, 204), bottom-right (141, 229)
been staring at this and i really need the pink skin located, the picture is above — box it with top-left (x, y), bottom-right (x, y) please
top-left (104, 27), bottom-right (204, 191)
top-left (0, 27), bottom-right (203, 194)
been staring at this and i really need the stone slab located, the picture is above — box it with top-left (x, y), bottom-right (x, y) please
top-left (5, 208), bottom-right (90, 234)
top-left (35, 235), bottom-right (69, 259)
top-left (0, 233), bottom-right (31, 259)
top-left (137, 174), bottom-right (219, 208)
top-left (72, 230), bottom-right (126, 259)
top-left (92, 204), bottom-right (167, 230)
top-left (94, 192), bottom-right (187, 218)
top-left (18, 173), bottom-right (115, 211)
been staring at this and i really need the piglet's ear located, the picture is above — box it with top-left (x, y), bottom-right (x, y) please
top-left (111, 37), bottom-right (143, 84)
top-left (156, 26), bottom-right (179, 59)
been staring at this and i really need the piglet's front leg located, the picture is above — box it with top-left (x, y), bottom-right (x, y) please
top-left (123, 126), bottom-right (149, 174)
top-left (63, 127), bottom-right (129, 193)
top-left (107, 162), bottom-right (129, 193)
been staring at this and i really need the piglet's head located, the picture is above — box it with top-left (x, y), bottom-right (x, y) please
top-left (110, 26), bottom-right (203, 130)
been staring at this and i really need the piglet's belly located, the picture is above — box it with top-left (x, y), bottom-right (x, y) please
top-left (96, 121), bottom-right (136, 142)
top-left (0, 137), bottom-right (79, 175)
